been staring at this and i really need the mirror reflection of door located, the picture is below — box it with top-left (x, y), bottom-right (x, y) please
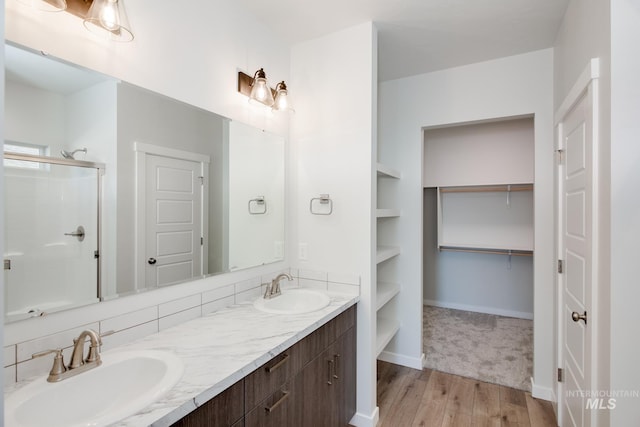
top-left (144, 154), bottom-right (205, 287)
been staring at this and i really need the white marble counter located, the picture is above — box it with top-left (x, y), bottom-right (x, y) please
top-left (6, 293), bottom-right (358, 427)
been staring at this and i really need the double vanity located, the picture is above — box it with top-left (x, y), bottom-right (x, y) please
top-left (5, 288), bottom-right (358, 427)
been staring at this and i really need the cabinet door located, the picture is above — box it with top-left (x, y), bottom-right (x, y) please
top-left (335, 327), bottom-right (356, 425)
top-left (301, 344), bottom-right (338, 427)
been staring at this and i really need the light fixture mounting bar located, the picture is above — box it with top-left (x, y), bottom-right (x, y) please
top-left (63, 0), bottom-right (92, 18)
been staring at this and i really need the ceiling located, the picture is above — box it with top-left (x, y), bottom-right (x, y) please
top-left (245, 0), bottom-right (570, 81)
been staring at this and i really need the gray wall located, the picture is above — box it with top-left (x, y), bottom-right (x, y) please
top-left (423, 188), bottom-right (533, 318)
top-left (116, 83), bottom-right (225, 294)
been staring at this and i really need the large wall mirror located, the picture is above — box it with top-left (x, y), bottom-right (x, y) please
top-left (3, 43), bottom-right (285, 323)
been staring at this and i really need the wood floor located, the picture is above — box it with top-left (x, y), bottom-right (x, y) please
top-left (376, 361), bottom-right (557, 427)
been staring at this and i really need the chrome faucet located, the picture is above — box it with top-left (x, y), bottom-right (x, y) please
top-left (32, 329), bottom-right (103, 382)
top-left (264, 273), bottom-right (292, 299)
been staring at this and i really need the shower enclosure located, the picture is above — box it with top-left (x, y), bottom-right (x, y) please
top-left (3, 152), bottom-right (103, 322)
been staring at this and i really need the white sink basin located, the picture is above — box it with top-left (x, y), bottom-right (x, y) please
top-left (254, 288), bottom-right (331, 314)
top-left (5, 350), bottom-right (184, 427)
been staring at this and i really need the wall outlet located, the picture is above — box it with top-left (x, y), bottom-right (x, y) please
top-left (299, 243), bottom-right (308, 260)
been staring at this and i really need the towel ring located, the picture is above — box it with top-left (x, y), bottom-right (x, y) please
top-left (310, 194), bottom-right (333, 215)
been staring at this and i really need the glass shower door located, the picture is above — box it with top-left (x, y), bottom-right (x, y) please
top-left (4, 156), bottom-right (101, 321)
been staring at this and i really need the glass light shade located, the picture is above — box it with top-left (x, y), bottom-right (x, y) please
top-left (16, 0), bottom-right (67, 12)
top-left (83, 0), bottom-right (134, 42)
top-left (272, 81), bottom-right (292, 112)
top-left (249, 69), bottom-right (274, 106)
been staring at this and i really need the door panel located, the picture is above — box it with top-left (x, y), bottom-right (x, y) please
top-left (559, 88), bottom-right (593, 427)
top-left (145, 154), bottom-right (202, 287)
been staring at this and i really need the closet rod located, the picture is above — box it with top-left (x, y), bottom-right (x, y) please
top-left (440, 184), bottom-right (533, 194)
top-left (439, 246), bottom-right (533, 257)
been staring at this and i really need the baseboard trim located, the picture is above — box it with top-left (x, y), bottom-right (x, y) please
top-left (531, 378), bottom-right (554, 401)
top-left (350, 407), bottom-right (379, 427)
top-left (378, 350), bottom-right (425, 370)
top-left (424, 299), bottom-right (533, 320)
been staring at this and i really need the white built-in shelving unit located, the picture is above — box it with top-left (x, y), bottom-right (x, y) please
top-left (375, 162), bottom-right (402, 357)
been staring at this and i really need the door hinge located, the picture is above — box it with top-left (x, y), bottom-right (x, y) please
top-left (198, 176), bottom-right (204, 186)
top-left (201, 237), bottom-right (204, 245)
top-left (556, 149), bottom-right (565, 165)
top-left (558, 259), bottom-right (564, 274)
top-left (4, 259), bottom-right (11, 270)
top-left (558, 368), bottom-right (563, 382)
top-left (94, 250), bottom-right (100, 259)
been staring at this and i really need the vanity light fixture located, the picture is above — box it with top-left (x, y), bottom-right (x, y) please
top-left (238, 69), bottom-right (292, 112)
top-left (83, 0), bottom-right (134, 42)
top-left (16, 0), bottom-right (134, 42)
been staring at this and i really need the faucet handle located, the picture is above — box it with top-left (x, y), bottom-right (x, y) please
top-left (32, 349), bottom-right (67, 380)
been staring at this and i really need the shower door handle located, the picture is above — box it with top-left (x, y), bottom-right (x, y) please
top-left (148, 258), bottom-right (157, 265)
top-left (64, 226), bottom-right (85, 242)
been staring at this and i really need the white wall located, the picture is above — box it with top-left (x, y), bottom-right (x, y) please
top-left (289, 22), bottom-right (378, 426)
top-left (610, 1), bottom-right (640, 424)
top-left (553, 1), bottom-right (612, 423)
top-left (228, 121), bottom-right (285, 270)
top-left (0, 0), bottom-right (5, 417)
top-left (379, 49), bottom-right (555, 397)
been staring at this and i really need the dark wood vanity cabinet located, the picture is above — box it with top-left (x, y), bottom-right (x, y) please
top-left (171, 305), bottom-right (356, 427)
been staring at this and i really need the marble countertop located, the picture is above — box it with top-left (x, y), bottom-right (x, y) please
top-left (60, 292), bottom-right (358, 426)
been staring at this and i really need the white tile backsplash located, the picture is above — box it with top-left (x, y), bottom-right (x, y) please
top-left (101, 321), bottom-right (159, 352)
top-left (328, 272), bottom-right (360, 286)
top-left (202, 284), bottom-right (235, 304)
top-left (159, 294), bottom-right (201, 318)
top-left (4, 345), bottom-right (16, 367)
top-left (159, 307), bottom-right (201, 331)
top-left (100, 306), bottom-right (158, 334)
top-left (328, 282), bottom-right (360, 296)
top-left (297, 269), bottom-right (328, 281)
top-left (235, 277), bottom-right (262, 293)
top-left (4, 366), bottom-right (16, 386)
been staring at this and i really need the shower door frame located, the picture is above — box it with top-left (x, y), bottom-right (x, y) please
top-left (4, 152), bottom-right (105, 300)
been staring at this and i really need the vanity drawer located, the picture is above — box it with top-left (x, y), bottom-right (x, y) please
top-left (245, 346), bottom-right (298, 410)
top-left (245, 380), bottom-right (297, 427)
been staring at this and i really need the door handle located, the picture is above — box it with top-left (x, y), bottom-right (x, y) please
top-left (64, 226), bottom-right (85, 242)
top-left (571, 311), bottom-right (587, 325)
top-left (148, 258), bottom-right (157, 265)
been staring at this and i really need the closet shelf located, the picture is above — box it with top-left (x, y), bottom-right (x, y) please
top-left (439, 245), bottom-right (533, 256)
top-left (376, 209), bottom-right (401, 218)
top-left (376, 316), bottom-right (400, 357)
top-left (376, 163), bottom-right (401, 179)
top-left (376, 246), bottom-right (400, 264)
top-left (376, 281), bottom-right (400, 311)
top-left (439, 183), bottom-right (533, 194)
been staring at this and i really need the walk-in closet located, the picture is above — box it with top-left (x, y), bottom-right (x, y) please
top-left (422, 116), bottom-right (535, 391)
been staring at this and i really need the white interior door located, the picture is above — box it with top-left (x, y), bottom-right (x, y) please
top-left (145, 154), bottom-right (203, 287)
top-left (558, 88), bottom-right (594, 427)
